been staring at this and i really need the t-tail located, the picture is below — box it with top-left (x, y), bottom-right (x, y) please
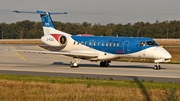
top-left (13, 10), bottom-right (70, 36)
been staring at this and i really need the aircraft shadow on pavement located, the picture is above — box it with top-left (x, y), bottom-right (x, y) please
top-left (51, 62), bottom-right (166, 70)
top-left (52, 62), bottom-right (99, 67)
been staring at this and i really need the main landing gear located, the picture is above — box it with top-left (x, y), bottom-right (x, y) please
top-left (70, 58), bottom-right (81, 68)
top-left (70, 59), bottom-right (111, 68)
top-left (154, 63), bottom-right (161, 70)
top-left (100, 61), bottom-right (111, 67)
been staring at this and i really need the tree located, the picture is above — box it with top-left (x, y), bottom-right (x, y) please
top-left (1, 20), bottom-right (180, 39)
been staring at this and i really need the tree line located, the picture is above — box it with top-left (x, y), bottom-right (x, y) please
top-left (0, 20), bottom-right (180, 39)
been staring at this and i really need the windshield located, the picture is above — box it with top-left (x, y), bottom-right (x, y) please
top-left (140, 41), bottom-right (159, 46)
top-left (146, 41), bottom-right (159, 46)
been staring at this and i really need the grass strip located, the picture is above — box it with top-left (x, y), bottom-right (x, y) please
top-left (0, 74), bottom-right (179, 101)
top-left (0, 74), bottom-right (179, 90)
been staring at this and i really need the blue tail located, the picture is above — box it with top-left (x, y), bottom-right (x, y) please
top-left (38, 11), bottom-right (55, 28)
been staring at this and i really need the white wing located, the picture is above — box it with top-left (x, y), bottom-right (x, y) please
top-left (7, 49), bottom-right (98, 58)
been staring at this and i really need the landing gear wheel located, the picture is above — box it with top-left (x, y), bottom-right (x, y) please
top-left (154, 65), bottom-right (158, 70)
top-left (100, 62), bottom-right (104, 67)
top-left (100, 61), bottom-right (110, 67)
top-left (70, 62), bottom-right (79, 68)
top-left (154, 64), bottom-right (161, 70)
top-left (158, 65), bottom-right (161, 69)
top-left (69, 58), bottom-right (81, 68)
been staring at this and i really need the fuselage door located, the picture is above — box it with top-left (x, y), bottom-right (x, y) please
top-left (123, 41), bottom-right (130, 54)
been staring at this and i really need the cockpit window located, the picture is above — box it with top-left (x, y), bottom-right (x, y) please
top-left (146, 41), bottom-right (158, 46)
top-left (140, 41), bottom-right (159, 46)
top-left (140, 42), bottom-right (145, 46)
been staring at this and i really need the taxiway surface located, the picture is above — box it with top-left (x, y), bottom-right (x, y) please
top-left (0, 44), bottom-right (180, 82)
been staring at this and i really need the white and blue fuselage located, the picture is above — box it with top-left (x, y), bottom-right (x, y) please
top-left (41, 31), bottom-right (171, 62)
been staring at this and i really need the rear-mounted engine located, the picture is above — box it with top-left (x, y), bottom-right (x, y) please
top-left (41, 34), bottom-right (68, 47)
top-left (59, 35), bottom-right (67, 45)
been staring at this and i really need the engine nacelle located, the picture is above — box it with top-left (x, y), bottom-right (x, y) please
top-left (41, 34), bottom-right (67, 47)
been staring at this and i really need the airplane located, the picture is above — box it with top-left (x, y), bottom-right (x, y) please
top-left (10, 10), bottom-right (172, 70)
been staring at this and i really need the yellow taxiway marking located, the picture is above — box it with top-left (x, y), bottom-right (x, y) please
top-left (11, 46), bottom-right (53, 64)
top-left (12, 46), bottom-right (30, 62)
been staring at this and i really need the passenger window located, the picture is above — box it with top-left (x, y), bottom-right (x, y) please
top-left (109, 42), bottom-right (112, 47)
top-left (81, 41), bottom-right (84, 45)
top-left (89, 41), bottom-right (92, 46)
top-left (74, 41), bottom-right (76, 45)
top-left (117, 42), bottom-right (120, 47)
top-left (102, 42), bottom-right (104, 46)
top-left (113, 42), bottom-right (116, 47)
top-left (106, 42), bottom-right (108, 46)
top-left (84, 42), bottom-right (87, 45)
top-left (98, 42), bottom-right (100, 46)
top-left (94, 42), bottom-right (96, 46)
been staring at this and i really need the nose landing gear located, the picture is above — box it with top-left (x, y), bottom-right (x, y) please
top-left (154, 63), bottom-right (161, 70)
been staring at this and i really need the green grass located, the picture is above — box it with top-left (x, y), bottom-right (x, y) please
top-left (0, 74), bottom-right (180, 90)
top-left (0, 74), bottom-right (179, 101)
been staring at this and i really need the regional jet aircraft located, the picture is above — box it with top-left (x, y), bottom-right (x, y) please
top-left (11, 10), bottom-right (172, 70)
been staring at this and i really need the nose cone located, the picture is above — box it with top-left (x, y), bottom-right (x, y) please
top-left (154, 47), bottom-right (172, 59)
top-left (164, 50), bottom-right (172, 59)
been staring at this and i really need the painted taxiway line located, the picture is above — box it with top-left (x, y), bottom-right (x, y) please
top-left (12, 46), bottom-right (30, 62)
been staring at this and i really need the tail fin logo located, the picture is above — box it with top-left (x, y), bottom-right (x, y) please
top-left (45, 23), bottom-right (50, 27)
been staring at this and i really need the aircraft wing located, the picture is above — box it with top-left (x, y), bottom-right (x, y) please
top-left (7, 49), bottom-right (98, 58)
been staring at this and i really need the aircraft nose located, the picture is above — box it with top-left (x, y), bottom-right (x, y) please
top-left (154, 47), bottom-right (172, 59)
top-left (165, 51), bottom-right (172, 59)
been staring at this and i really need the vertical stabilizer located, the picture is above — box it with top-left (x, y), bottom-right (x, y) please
top-left (39, 10), bottom-right (55, 29)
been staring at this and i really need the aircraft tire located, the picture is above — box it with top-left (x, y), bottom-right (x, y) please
top-left (154, 65), bottom-right (160, 70)
top-left (158, 65), bottom-right (161, 69)
top-left (100, 61), bottom-right (109, 67)
top-left (70, 62), bottom-right (79, 68)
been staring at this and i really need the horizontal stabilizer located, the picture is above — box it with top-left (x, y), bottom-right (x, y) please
top-left (12, 10), bottom-right (68, 15)
top-left (13, 10), bottom-right (68, 33)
